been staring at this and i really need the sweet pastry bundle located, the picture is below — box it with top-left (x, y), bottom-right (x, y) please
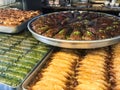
top-left (0, 9), bottom-right (40, 26)
top-left (112, 43), bottom-right (120, 90)
top-left (75, 49), bottom-right (108, 90)
top-left (31, 50), bottom-right (79, 90)
top-left (27, 43), bottom-right (120, 90)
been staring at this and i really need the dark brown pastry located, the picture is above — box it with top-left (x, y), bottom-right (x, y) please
top-left (31, 11), bottom-right (120, 41)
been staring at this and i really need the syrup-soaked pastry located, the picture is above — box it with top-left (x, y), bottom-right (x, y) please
top-left (112, 43), bottom-right (120, 90)
top-left (0, 9), bottom-right (40, 26)
top-left (82, 30), bottom-right (96, 40)
top-left (31, 17), bottom-right (46, 27)
top-left (42, 28), bottom-right (60, 38)
top-left (75, 49), bottom-right (108, 90)
top-left (32, 25), bottom-right (49, 35)
top-left (69, 29), bottom-right (82, 40)
top-left (53, 28), bottom-right (69, 39)
top-left (69, 22), bottom-right (82, 40)
top-left (57, 12), bottom-right (73, 26)
top-left (31, 11), bottom-right (120, 40)
top-left (31, 50), bottom-right (79, 90)
top-left (85, 49), bottom-right (108, 57)
top-left (82, 12), bottom-right (104, 20)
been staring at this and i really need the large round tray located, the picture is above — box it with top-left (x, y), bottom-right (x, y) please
top-left (28, 11), bottom-right (120, 49)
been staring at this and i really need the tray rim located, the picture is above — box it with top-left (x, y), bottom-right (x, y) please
top-left (27, 11), bottom-right (120, 49)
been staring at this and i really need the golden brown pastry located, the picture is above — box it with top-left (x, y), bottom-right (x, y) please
top-left (112, 43), bottom-right (120, 90)
top-left (28, 46), bottom-right (120, 90)
top-left (0, 9), bottom-right (40, 26)
top-left (75, 49), bottom-right (108, 90)
top-left (31, 50), bottom-right (79, 90)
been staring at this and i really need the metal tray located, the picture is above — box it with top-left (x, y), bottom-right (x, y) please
top-left (0, 8), bottom-right (41, 34)
top-left (0, 47), bottom-right (53, 90)
top-left (0, 30), bottom-right (54, 90)
top-left (28, 11), bottom-right (120, 49)
top-left (22, 48), bottom-right (54, 90)
top-left (0, 20), bottom-right (28, 34)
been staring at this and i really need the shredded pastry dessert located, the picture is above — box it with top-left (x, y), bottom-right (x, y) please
top-left (31, 50), bottom-right (79, 90)
top-left (0, 9), bottom-right (40, 26)
top-left (75, 49), bottom-right (108, 90)
top-left (27, 43), bottom-right (120, 90)
top-left (112, 43), bottom-right (120, 90)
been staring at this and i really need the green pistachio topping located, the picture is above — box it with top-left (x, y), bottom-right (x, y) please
top-left (77, 16), bottom-right (82, 19)
top-left (41, 26), bottom-right (49, 30)
top-left (106, 26), bottom-right (112, 30)
top-left (73, 31), bottom-right (80, 35)
top-left (86, 31), bottom-right (92, 35)
top-left (99, 29), bottom-right (103, 32)
top-left (59, 29), bottom-right (65, 34)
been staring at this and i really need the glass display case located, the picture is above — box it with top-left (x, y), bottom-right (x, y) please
top-left (0, 0), bottom-right (23, 9)
top-left (1, 0), bottom-right (119, 16)
top-left (0, 1), bottom-right (120, 90)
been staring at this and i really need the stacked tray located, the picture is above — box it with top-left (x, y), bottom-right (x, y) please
top-left (0, 31), bottom-right (53, 90)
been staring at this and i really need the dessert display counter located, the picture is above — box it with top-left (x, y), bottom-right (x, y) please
top-left (0, 29), bottom-right (120, 90)
top-left (0, 1), bottom-right (120, 90)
